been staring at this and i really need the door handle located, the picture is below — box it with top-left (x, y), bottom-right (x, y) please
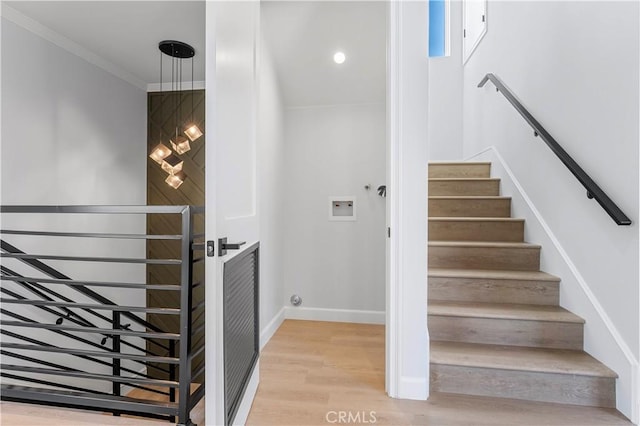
top-left (218, 237), bottom-right (246, 256)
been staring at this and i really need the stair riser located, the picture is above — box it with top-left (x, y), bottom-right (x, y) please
top-left (429, 164), bottom-right (491, 179)
top-left (429, 180), bottom-right (500, 196)
top-left (429, 316), bottom-right (583, 350)
top-left (429, 220), bottom-right (524, 242)
top-left (429, 199), bottom-right (511, 218)
top-left (428, 277), bottom-right (559, 305)
top-left (429, 246), bottom-right (540, 271)
top-left (430, 365), bottom-right (616, 408)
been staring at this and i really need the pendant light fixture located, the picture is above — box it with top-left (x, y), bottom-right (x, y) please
top-left (161, 153), bottom-right (184, 175)
top-left (149, 143), bottom-right (172, 164)
top-left (184, 123), bottom-right (203, 142)
top-left (171, 135), bottom-right (191, 155)
top-left (148, 56), bottom-right (173, 166)
top-left (183, 58), bottom-right (203, 142)
top-left (166, 170), bottom-right (187, 189)
top-left (149, 40), bottom-right (203, 189)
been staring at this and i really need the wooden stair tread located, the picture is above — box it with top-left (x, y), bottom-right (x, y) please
top-left (431, 341), bottom-right (617, 378)
top-left (429, 268), bottom-right (560, 282)
top-left (429, 197), bottom-right (511, 218)
top-left (429, 163), bottom-right (492, 179)
top-left (429, 217), bottom-right (524, 222)
top-left (430, 196), bottom-right (509, 200)
top-left (429, 300), bottom-right (584, 323)
top-left (429, 178), bottom-right (500, 182)
top-left (429, 241), bottom-right (541, 249)
top-left (429, 162), bottom-right (492, 165)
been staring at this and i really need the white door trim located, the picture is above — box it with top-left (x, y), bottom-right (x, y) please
top-left (204, 3), bottom-right (225, 425)
top-left (385, 0), bottom-right (400, 398)
top-left (386, 0), bottom-right (430, 400)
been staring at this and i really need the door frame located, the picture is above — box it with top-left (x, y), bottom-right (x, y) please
top-left (206, 2), bottom-right (431, 424)
top-left (205, 2), bottom-right (262, 425)
top-left (386, 0), bottom-right (430, 400)
top-left (204, 2), bottom-right (223, 423)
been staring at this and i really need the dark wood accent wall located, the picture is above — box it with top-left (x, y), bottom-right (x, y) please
top-left (146, 90), bottom-right (205, 379)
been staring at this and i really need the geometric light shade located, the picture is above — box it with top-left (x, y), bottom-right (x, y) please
top-left (149, 143), bottom-right (172, 164)
top-left (184, 124), bottom-right (203, 142)
top-left (165, 170), bottom-right (187, 189)
top-left (161, 154), bottom-right (183, 175)
top-left (171, 135), bottom-right (191, 155)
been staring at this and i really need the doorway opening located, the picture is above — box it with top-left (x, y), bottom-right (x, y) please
top-left (253, 0), bottom-right (389, 415)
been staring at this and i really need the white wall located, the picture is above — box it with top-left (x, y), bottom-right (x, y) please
top-left (257, 34), bottom-right (286, 346)
top-left (283, 103), bottom-right (386, 322)
top-left (462, 1), bottom-right (639, 420)
top-left (1, 17), bottom-right (147, 392)
top-left (428, 0), bottom-right (463, 160)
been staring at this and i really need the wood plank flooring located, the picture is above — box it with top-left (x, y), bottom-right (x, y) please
top-left (0, 386), bottom-right (205, 425)
top-left (0, 404), bottom-right (169, 426)
top-left (0, 320), bottom-right (631, 425)
top-left (246, 320), bottom-right (630, 425)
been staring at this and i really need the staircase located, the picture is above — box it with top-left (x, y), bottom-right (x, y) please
top-left (428, 162), bottom-right (618, 408)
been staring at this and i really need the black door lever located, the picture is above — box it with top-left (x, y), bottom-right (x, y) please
top-left (218, 237), bottom-right (246, 256)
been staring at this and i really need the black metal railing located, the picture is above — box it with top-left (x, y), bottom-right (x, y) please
top-left (478, 73), bottom-right (632, 226)
top-left (0, 205), bottom-right (204, 426)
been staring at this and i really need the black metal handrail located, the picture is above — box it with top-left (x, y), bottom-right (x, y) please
top-left (478, 73), bottom-right (632, 226)
top-left (0, 204), bottom-right (205, 425)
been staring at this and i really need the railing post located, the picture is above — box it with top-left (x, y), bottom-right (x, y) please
top-left (112, 310), bottom-right (121, 417)
top-left (169, 340), bottom-right (177, 423)
top-left (178, 206), bottom-right (194, 426)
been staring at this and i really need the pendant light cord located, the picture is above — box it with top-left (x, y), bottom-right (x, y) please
top-left (159, 49), bottom-right (163, 143)
top-left (179, 57), bottom-right (183, 133)
top-left (191, 57), bottom-right (195, 125)
top-left (172, 51), bottom-right (177, 140)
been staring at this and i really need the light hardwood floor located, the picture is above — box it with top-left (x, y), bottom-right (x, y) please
top-left (1, 320), bottom-right (632, 425)
top-left (0, 404), bottom-right (173, 426)
top-left (1, 386), bottom-right (205, 425)
top-left (246, 320), bottom-right (630, 426)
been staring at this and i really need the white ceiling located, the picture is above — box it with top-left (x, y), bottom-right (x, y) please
top-left (4, 1), bottom-right (206, 87)
top-left (262, 1), bottom-right (386, 107)
top-left (4, 1), bottom-right (385, 105)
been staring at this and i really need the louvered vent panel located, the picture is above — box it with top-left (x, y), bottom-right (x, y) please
top-left (223, 244), bottom-right (259, 425)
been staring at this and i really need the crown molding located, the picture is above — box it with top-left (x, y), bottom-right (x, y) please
top-left (1, 4), bottom-right (147, 90)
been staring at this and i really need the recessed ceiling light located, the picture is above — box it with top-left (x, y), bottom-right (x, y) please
top-left (333, 51), bottom-right (346, 64)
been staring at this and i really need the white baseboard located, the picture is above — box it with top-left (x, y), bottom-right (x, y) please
top-left (467, 146), bottom-right (639, 424)
top-left (284, 306), bottom-right (385, 324)
top-left (395, 376), bottom-right (428, 401)
top-left (260, 307), bottom-right (285, 350)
